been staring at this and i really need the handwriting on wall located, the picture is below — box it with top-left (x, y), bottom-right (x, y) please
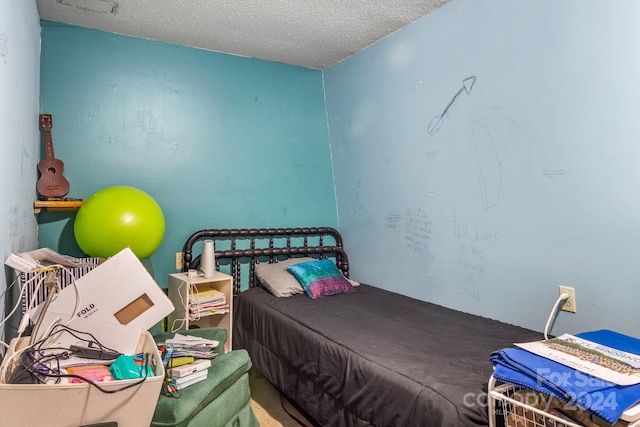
top-left (441, 202), bottom-right (502, 301)
top-left (404, 208), bottom-right (432, 256)
top-left (543, 169), bottom-right (566, 179)
top-left (386, 208), bottom-right (433, 257)
top-left (441, 202), bottom-right (501, 244)
top-left (9, 205), bottom-right (17, 239)
top-left (0, 20), bottom-right (7, 64)
top-left (386, 213), bottom-right (402, 230)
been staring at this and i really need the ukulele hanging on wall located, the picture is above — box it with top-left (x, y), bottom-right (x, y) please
top-left (37, 114), bottom-right (70, 200)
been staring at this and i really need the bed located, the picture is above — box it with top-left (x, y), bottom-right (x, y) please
top-left (181, 227), bottom-right (541, 427)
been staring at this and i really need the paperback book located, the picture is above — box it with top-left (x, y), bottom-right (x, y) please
top-left (172, 369), bottom-right (208, 389)
top-left (169, 359), bottom-right (211, 378)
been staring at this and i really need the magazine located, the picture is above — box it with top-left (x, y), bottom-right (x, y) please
top-left (516, 334), bottom-right (640, 386)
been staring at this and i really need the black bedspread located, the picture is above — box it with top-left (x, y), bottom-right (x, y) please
top-left (233, 284), bottom-right (540, 427)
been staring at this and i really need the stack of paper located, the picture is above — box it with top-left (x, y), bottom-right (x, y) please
top-left (188, 287), bottom-right (229, 317)
top-left (159, 334), bottom-right (220, 359)
top-left (5, 247), bottom-right (96, 273)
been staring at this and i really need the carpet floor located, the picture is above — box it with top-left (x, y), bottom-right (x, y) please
top-left (249, 367), bottom-right (315, 427)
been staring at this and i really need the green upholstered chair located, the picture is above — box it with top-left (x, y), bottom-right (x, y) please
top-left (149, 325), bottom-right (258, 427)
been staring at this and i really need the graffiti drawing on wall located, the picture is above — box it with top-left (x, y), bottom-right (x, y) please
top-left (427, 76), bottom-right (477, 136)
top-left (468, 117), bottom-right (530, 210)
top-left (469, 119), bottom-right (502, 210)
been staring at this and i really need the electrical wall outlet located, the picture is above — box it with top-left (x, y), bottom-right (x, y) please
top-left (559, 286), bottom-right (576, 313)
top-left (176, 252), bottom-right (184, 270)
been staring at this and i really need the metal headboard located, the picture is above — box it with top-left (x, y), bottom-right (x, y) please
top-left (182, 227), bottom-right (349, 295)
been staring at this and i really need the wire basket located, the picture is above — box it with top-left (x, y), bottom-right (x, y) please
top-left (489, 382), bottom-right (634, 427)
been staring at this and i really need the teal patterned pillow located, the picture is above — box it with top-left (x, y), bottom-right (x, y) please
top-left (286, 259), bottom-right (356, 299)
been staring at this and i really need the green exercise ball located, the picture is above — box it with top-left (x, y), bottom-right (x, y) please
top-left (74, 186), bottom-right (165, 258)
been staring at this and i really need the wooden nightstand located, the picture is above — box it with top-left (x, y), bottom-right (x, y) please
top-left (167, 271), bottom-right (233, 352)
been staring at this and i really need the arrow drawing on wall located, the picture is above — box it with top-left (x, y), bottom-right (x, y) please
top-left (427, 76), bottom-right (477, 136)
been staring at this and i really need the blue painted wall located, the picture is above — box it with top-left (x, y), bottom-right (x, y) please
top-left (38, 22), bottom-right (337, 289)
top-left (0, 0), bottom-right (40, 343)
top-left (36, 1), bottom-right (640, 337)
top-left (325, 0), bottom-right (640, 335)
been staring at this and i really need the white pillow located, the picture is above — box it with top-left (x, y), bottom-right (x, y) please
top-left (255, 257), bottom-right (316, 297)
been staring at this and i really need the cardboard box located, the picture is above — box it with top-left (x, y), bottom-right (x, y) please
top-left (0, 331), bottom-right (163, 427)
top-left (29, 247), bottom-right (174, 332)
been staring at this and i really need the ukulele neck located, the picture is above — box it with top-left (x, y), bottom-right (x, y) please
top-left (43, 131), bottom-right (55, 160)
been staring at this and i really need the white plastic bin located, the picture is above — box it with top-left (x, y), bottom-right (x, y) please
top-left (0, 331), bottom-right (163, 427)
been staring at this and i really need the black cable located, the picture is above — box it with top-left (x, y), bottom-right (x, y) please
top-left (279, 392), bottom-right (310, 427)
top-left (33, 324), bottom-right (120, 355)
top-left (8, 324), bottom-right (152, 393)
top-left (22, 353), bottom-right (151, 393)
top-left (30, 351), bottom-right (67, 384)
top-left (160, 355), bottom-right (183, 398)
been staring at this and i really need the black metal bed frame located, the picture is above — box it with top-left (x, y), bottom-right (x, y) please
top-left (182, 227), bottom-right (349, 295)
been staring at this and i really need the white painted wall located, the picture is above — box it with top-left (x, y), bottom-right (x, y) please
top-left (325, 0), bottom-right (640, 336)
top-left (0, 0), bottom-right (40, 347)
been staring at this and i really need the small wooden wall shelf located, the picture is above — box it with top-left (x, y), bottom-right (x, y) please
top-left (34, 200), bottom-right (84, 214)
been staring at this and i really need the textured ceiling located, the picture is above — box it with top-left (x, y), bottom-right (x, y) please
top-left (36, 0), bottom-right (452, 69)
